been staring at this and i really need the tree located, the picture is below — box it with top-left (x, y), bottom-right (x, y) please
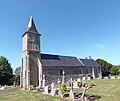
top-left (111, 65), bottom-right (120, 76)
top-left (0, 56), bottom-right (14, 85)
top-left (96, 59), bottom-right (112, 77)
top-left (14, 67), bottom-right (20, 85)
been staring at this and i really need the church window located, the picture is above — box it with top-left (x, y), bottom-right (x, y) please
top-left (36, 45), bottom-right (37, 50)
top-left (33, 44), bottom-right (36, 50)
top-left (86, 68), bottom-right (89, 74)
top-left (79, 68), bottom-right (82, 74)
top-left (60, 69), bottom-right (63, 75)
top-left (31, 43), bottom-right (39, 50)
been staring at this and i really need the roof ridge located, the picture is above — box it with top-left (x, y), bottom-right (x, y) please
top-left (41, 53), bottom-right (77, 58)
top-left (77, 57), bottom-right (85, 66)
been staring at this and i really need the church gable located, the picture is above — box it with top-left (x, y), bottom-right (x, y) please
top-left (80, 59), bottom-right (100, 67)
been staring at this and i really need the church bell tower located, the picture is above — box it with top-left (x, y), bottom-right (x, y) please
top-left (20, 16), bottom-right (42, 89)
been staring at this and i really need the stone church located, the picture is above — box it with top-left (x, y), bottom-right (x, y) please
top-left (20, 16), bottom-right (101, 90)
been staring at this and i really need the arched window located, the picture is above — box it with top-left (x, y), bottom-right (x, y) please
top-left (60, 69), bottom-right (63, 75)
top-left (79, 68), bottom-right (82, 74)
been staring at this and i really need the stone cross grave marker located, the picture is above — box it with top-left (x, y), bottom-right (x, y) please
top-left (70, 78), bottom-right (73, 91)
top-left (42, 75), bottom-right (46, 88)
top-left (57, 79), bottom-right (63, 98)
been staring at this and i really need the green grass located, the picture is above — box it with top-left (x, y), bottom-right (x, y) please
top-left (0, 79), bottom-right (120, 101)
top-left (74, 79), bottom-right (120, 101)
top-left (0, 89), bottom-right (70, 101)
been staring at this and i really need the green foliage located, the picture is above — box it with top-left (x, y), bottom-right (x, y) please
top-left (111, 65), bottom-right (120, 76)
top-left (14, 67), bottom-right (20, 85)
top-left (96, 59), bottom-right (112, 76)
top-left (0, 56), bottom-right (14, 85)
top-left (14, 67), bottom-right (20, 76)
top-left (61, 84), bottom-right (67, 91)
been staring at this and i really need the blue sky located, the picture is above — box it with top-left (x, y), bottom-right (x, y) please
top-left (0, 0), bottom-right (120, 71)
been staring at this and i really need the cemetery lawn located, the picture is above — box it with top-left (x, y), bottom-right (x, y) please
top-left (74, 79), bottom-right (120, 101)
top-left (0, 88), bottom-right (70, 101)
top-left (0, 79), bottom-right (120, 101)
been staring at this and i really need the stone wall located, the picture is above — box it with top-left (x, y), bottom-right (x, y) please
top-left (43, 66), bottom-right (100, 85)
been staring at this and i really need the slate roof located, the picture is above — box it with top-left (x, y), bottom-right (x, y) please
top-left (40, 53), bottom-right (100, 67)
top-left (41, 53), bottom-right (83, 67)
top-left (22, 16), bottom-right (40, 37)
top-left (80, 59), bottom-right (100, 67)
top-left (26, 16), bottom-right (39, 34)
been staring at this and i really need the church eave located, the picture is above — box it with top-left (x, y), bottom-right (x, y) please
top-left (22, 31), bottom-right (41, 37)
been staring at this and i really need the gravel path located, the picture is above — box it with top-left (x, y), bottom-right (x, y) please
top-left (0, 87), bottom-right (20, 94)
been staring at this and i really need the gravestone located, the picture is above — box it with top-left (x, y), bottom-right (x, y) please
top-left (51, 82), bottom-right (55, 90)
top-left (58, 89), bottom-right (63, 98)
top-left (111, 76), bottom-right (115, 79)
top-left (28, 86), bottom-right (31, 91)
top-left (0, 86), bottom-right (5, 90)
top-left (44, 86), bottom-right (49, 94)
top-left (69, 90), bottom-right (75, 100)
top-left (57, 79), bottom-right (63, 98)
top-left (62, 70), bottom-right (65, 84)
top-left (104, 77), bottom-right (109, 79)
top-left (57, 79), bottom-right (61, 89)
top-left (77, 78), bottom-right (82, 82)
top-left (82, 77), bottom-right (86, 81)
top-left (73, 81), bottom-right (79, 88)
top-left (50, 82), bottom-right (56, 96)
top-left (117, 76), bottom-right (120, 79)
top-left (69, 78), bottom-right (75, 100)
top-left (51, 88), bottom-right (57, 96)
top-left (42, 75), bottom-right (46, 88)
top-left (70, 78), bottom-right (73, 91)
top-left (87, 77), bottom-right (91, 80)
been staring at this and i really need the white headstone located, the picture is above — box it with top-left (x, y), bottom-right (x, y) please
top-left (0, 86), bottom-right (5, 90)
top-left (58, 89), bottom-right (63, 98)
top-left (51, 88), bottom-right (56, 96)
top-left (77, 78), bottom-right (82, 82)
top-left (111, 76), bottom-right (115, 79)
top-left (87, 77), bottom-right (91, 80)
top-left (51, 82), bottom-right (55, 90)
top-left (73, 81), bottom-right (79, 88)
top-left (44, 86), bottom-right (49, 94)
top-left (82, 77), bottom-right (86, 81)
top-left (104, 77), bottom-right (109, 79)
top-left (69, 90), bottom-right (75, 100)
top-left (117, 76), bottom-right (120, 79)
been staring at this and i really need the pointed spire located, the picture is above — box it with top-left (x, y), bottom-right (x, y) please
top-left (26, 16), bottom-right (39, 34)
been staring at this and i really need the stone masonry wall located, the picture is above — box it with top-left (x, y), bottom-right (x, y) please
top-left (42, 66), bottom-right (99, 85)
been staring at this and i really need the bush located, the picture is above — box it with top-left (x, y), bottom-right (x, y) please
top-left (111, 65), bottom-right (120, 76)
top-left (61, 84), bottom-right (67, 91)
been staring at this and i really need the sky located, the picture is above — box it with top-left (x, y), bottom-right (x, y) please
top-left (0, 0), bottom-right (120, 71)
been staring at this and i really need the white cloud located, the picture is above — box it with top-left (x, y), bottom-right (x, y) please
top-left (95, 43), bottom-right (107, 50)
